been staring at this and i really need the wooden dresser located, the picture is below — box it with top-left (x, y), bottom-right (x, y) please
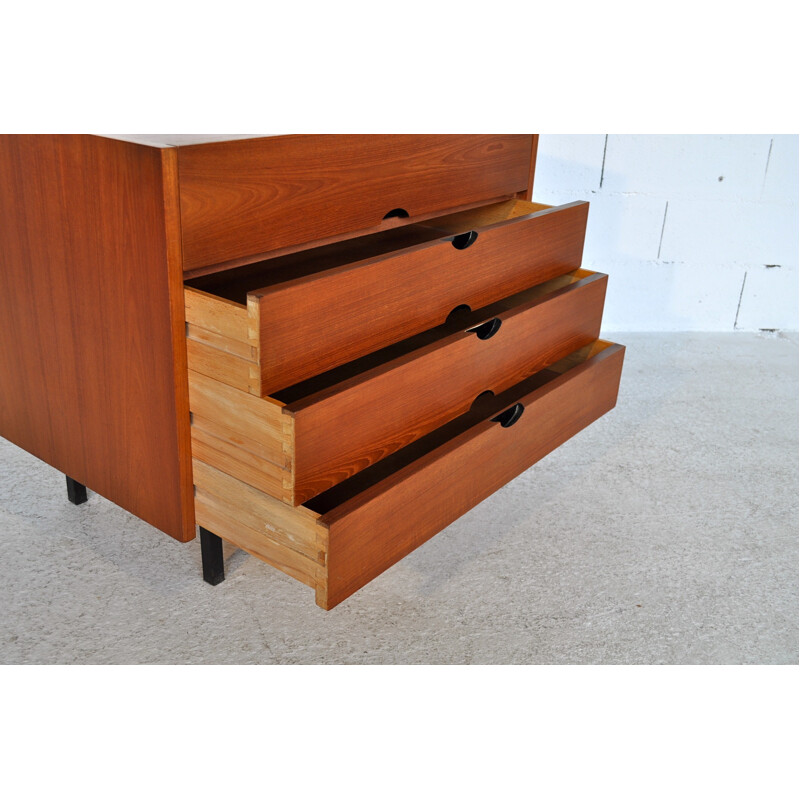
top-left (0, 134), bottom-right (624, 610)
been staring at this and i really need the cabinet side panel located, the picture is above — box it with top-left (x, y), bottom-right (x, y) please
top-left (0, 134), bottom-right (193, 541)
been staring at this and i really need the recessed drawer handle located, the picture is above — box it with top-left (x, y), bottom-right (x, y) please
top-left (492, 403), bottom-right (525, 428)
top-left (452, 230), bottom-right (478, 250)
top-left (468, 317), bottom-right (502, 340)
top-left (383, 208), bottom-right (410, 220)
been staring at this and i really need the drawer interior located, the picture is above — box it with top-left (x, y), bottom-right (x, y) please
top-left (185, 198), bottom-right (551, 305)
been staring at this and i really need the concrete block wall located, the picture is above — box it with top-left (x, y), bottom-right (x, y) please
top-left (533, 135), bottom-right (799, 331)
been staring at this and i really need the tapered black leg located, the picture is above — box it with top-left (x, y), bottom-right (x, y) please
top-left (66, 476), bottom-right (88, 505)
top-left (200, 527), bottom-right (225, 585)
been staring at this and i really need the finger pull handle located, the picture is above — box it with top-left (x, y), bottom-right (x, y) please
top-left (492, 403), bottom-right (525, 428)
top-left (383, 208), bottom-right (410, 220)
top-left (468, 317), bottom-right (502, 340)
top-left (452, 230), bottom-right (478, 250)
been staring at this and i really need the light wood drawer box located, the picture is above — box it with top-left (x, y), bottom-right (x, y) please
top-left (193, 341), bottom-right (625, 610)
top-left (184, 198), bottom-right (590, 396)
top-left (177, 134), bottom-right (535, 272)
top-left (186, 268), bottom-right (607, 506)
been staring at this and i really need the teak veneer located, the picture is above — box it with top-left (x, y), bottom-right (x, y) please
top-left (0, 135), bottom-right (194, 541)
top-left (0, 134), bottom-right (624, 610)
top-left (177, 134), bottom-right (535, 271)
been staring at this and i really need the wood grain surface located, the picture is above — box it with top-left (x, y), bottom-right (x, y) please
top-left (185, 285), bottom-right (249, 341)
top-left (288, 271), bottom-right (608, 504)
top-left (0, 135), bottom-right (194, 541)
top-left (519, 134), bottom-right (539, 201)
top-left (194, 491), bottom-right (320, 588)
top-left (177, 134), bottom-right (534, 271)
top-left (250, 200), bottom-right (589, 394)
top-left (313, 342), bottom-right (625, 609)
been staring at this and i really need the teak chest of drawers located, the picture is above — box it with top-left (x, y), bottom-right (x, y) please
top-left (0, 134), bottom-right (624, 610)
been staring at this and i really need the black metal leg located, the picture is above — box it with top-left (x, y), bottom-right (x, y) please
top-left (66, 476), bottom-right (88, 505)
top-left (200, 527), bottom-right (225, 585)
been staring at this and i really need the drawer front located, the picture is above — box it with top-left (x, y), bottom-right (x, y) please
top-left (253, 200), bottom-right (589, 395)
top-left (314, 341), bottom-right (625, 610)
top-left (178, 134), bottom-right (535, 271)
top-left (288, 270), bottom-right (608, 505)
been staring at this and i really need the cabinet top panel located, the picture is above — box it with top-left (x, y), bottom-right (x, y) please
top-left (100, 134), bottom-right (271, 148)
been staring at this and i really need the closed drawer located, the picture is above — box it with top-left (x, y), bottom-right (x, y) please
top-left (192, 340), bottom-right (625, 609)
top-left (188, 269), bottom-right (608, 506)
top-left (178, 134), bottom-right (535, 271)
top-left (185, 198), bottom-right (589, 396)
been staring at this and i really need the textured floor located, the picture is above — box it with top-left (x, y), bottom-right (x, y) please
top-left (1, 332), bottom-right (797, 664)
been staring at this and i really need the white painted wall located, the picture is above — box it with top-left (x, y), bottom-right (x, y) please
top-left (533, 135), bottom-right (799, 331)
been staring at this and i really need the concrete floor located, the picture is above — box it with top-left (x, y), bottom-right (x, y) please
top-left (1, 332), bottom-right (797, 664)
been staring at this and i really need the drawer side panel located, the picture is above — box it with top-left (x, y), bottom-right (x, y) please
top-left (193, 459), bottom-right (323, 567)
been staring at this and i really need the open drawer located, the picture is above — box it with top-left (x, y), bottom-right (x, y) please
top-left (191, 340), bottom-right (625, 610)
top-left (184, 198), bottom-right (589, 396)
top-left (187, 269), bottom-right (608, 506)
